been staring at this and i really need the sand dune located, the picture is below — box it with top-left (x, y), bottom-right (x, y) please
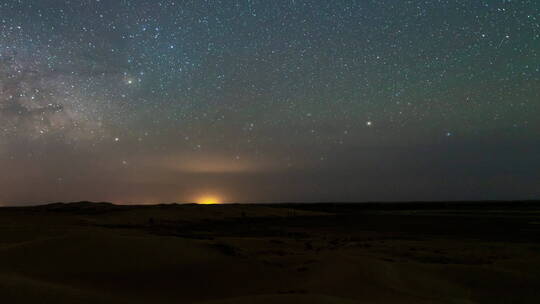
top-left (1, 202), bottom-right (539, 303)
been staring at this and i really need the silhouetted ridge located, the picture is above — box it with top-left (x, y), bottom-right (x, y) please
top-left (32, 201), bottom-right (121, 214)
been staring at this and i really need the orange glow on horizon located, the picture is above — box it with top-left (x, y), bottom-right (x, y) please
top-left (197, 196), bottom-right (222, 205)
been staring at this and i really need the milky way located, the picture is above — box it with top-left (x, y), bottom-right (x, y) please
top-left (0, 1), bottom-right (539, 205)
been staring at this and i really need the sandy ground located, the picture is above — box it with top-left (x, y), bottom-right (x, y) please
top-left (0, 202), bottom-right (539, 303)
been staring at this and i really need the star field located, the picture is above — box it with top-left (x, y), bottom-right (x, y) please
top-left (0, 0), bottom-right (539, 204)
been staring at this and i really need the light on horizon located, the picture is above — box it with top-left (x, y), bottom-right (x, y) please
top-left (197, 196), bottom-right (222, 205)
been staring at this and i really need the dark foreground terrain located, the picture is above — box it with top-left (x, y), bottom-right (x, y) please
top-left (1, 202), bottom-right (539, 303)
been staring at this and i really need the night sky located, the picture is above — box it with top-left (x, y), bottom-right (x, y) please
top-left (0, 0), bottom-right (539, 205)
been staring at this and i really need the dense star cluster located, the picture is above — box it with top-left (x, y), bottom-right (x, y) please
top-left (0, 0), bottom-right (539, 204)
